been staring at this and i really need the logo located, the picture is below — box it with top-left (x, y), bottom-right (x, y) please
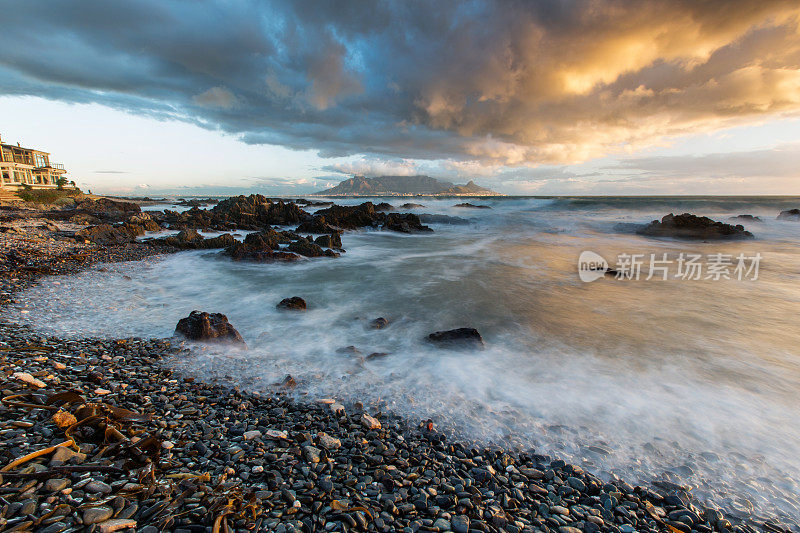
top-left (578, 250), bottom-right (609, 282)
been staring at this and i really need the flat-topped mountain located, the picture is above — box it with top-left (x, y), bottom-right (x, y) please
top-left (316, 175), bottom-right (501, 196)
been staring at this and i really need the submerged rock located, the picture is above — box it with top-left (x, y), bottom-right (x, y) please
top-left (174, 311), bottom-right (245, 345)
top-left (427, 327), bottom-right (485, 349)
top-left (637, 213), bottom-right (754, 240)
top-left (729, 214), bottom-right (762, 222)
top-left (277, 296), bottom-right (306, 311)
top-left (400, 202), bottom-right (425, 208)
top-left (777, 208), bottom-right (800, 220)
top-left (454, 203), bottom-right (491, 209)
top-left (418, 213), bottom-right (470, 225)
top-left (368, 317), bottom-right (389, 329)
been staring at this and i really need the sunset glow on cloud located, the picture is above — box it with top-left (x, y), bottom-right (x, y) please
top-left (1, 0), bottom-right (799, 193)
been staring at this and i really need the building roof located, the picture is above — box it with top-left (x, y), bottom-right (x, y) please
top-left (0, 143), bottom-right (49, 155)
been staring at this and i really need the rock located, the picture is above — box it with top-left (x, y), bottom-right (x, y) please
top-left (314, 233), bottom-right (343, 249)
top-left (75, 223), bottom-right (142, 245)
top-left (375, 202), bottom-right (394, 211)
top-left (368, 317), bottom-right (389, 329)
top-left (383, 213), bottom-right (433, 233)
top-left (418, 213), bottom-right (470, 225)
top-left (729, 214), bottom-right (762, 222)
top-left (276, 296), bottom-right (306, 311)
top-left (777, 208), bottom-right (800, 220)
top-left (295, 215), bottom-right (343, 234)
top-left (163, 229), bottom-right (204, 248)
top-left (83, 506), bottom-right (114, 524)
top-left (50, 446), bottom-right (86, 465)
top-left (433, 518), bottom-right (451, 531)
top-left (318, 432), bottom-right (341, 450)
top-left (427, 328), bottom-right (485, 349)
top-left (637, 213), bottom-right (754, 239)
top-left (12, 371), bottom-right (45, 388)
top-left (454, 202), bottom-right (491, 209)
top-left (75, 198), bottom-right (141, 222)
top-left (360, 413), bottom-right (381, 430)
top-left (287, 239), bottom-right (339, 258)
top-left (223, 229), bottom-right (301, 262)
top-left (451, 515), bottom-right (470, 533)
top-left (366, 352), bottom-right (389, 361)
top-left (85, 480), bottom-right (113, 494)
top-left (401, 203), bottom-right (425, 208)
top-left (201, 233), bottom-right (235, 249)
top-left (313, 202), bottom-right (381, 230)
top-left (97, 518), bottom-right (138, 532)
top-left (174, 311), bottom-right (245, 344)
top-left (302, 445), bottom-right (322, 463)
top-left (44, 478), bottom-right (70, 492)
top-left (243, 430), bottom-right (262, 440)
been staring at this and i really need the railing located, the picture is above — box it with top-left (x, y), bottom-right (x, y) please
top-left (50, 163), bottom-right (65, 170)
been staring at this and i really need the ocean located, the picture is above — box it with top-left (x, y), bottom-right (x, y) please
top-left (12, 196), bottom-right (800, 526)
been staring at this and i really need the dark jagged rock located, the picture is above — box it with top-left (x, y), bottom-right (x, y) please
top-left (375, 202), bottom-right (394, 211)
top-left (223, 232), bottom-right (300, 262)
top-left (729, 214), bottom-right (762, 222)
top-left (164, 194), bottom-right (312, 231)
top-left (638, 213), bottom-right (754, 240)
top-left (314, 202), bottom-right (381, 230)
top-left (419, 213), bottom-right (471, 225)
top-left (276, 296), bottom-right (306, 311)
top-left (75, 223), bottom-right (143, 245)
top-left (201, 233), bottom-right (236, 249)
top-left (401, 203), bottom-right (425, 208)
top-left (383, 213), bottom-right (433, 233)
top-left (75, 198), bottom-right (141, 221)
top-left (454, 202), bottom-right (491, 209)
top-left (164, 229), bottom-right (204, 248)
top-left (295, 216), bottom-right (343, 234)
top-left (314, 233), bottom-right (343, 249)
top-left (174, 310), bottom-right (245, 344)
top-left (287, 239), bottom-right (340, 258)
top-left (427, 328), bottom-right (484, 349)
top-left (368, 317), bottom-right (389, 330)
top-left (777, 209), bottom-right (800, 221)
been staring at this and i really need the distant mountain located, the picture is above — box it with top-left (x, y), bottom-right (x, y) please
top-left (316, 175), bottom-right (501, 196)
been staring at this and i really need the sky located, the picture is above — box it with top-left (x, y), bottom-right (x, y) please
top-left (1, 0), bottom-right (800, 196)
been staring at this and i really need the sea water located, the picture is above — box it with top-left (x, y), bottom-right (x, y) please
top-left (11, 196), bottom-right (800, 526)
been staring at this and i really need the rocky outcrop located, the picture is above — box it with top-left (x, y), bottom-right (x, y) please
top-left (314, 233), bottom-right (342, 249)
top-left (729, 214), bottom-right (762, 222)
top-left (295, 216), bottom-right (343, 234)
top-left (174, 311), bottom-right (245, 345)
top-left (75, 198), bottom-right (141, 222)
top-left (427, 328), bottom-right (484, 349)
top-left (287, 239), bottom-right (339, 258)
top-left (306, 203), bottom-right (432, 233)
top-left (637, 213), bottom-right (754, 240)
top-left (777, 209), bottom-right (800, 221)
top-left (164, 229), bottom-right (204, 248)
top-left (276, 297), bottom-right (306, 311)
top-left (75, 223), bottom-right (144, 245)
top-left (383, 213), bottom-right (433, 233)
top-left (313, 202), bottom-right (382, 230)
top-left (375, 202), bottom-right (394, 212)
top-left (164, 195), bottom-right (312, 231)
top-left (401, 203), bottom-right (425, 209)
top-left (419, 214), bottom-right (470, 225)
top-left (454, 203), bottom-right (491, 209)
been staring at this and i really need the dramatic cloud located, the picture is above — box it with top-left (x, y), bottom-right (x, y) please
top-left (1, 0), bottom-right (799, 169)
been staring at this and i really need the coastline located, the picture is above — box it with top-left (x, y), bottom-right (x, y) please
top-left (0, 203), bottom-right (783, 533)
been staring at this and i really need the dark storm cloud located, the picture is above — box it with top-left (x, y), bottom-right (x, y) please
top-left (1, 0), bottom-right (799, 166)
